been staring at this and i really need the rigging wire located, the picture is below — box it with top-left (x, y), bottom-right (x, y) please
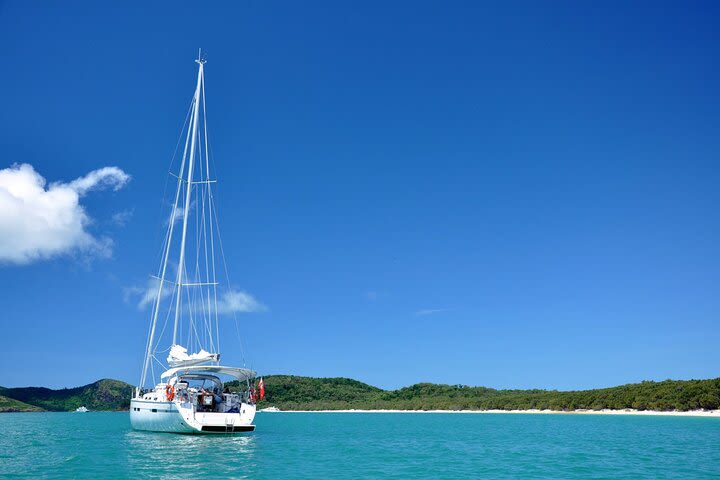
top-left (153, 95), bottom-right (195, 274)
top-left (140, 60), bottom-right (255, 389)
top-left (201, 73), bottom-right (221, 357)
top-left (140, 97), bottom-right (193, 388)
top-left (197, 109), bottom-right (216, 355)
top-left (209, 189), bottom-right (249, 368)
top-left (140, 89), bottom-right (196, 388)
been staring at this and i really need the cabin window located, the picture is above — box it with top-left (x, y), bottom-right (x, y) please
top-left (152, 409), bottom-right (157, 413)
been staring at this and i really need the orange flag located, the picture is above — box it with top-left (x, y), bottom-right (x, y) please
top-left (258, 378), bottom-right (265, 400)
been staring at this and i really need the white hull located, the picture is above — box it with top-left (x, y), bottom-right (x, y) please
top-left (130, 399), bottom-right (256, 434)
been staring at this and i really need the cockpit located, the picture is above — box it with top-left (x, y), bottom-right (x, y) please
top-left (166, 374), bottom-right (253, 413)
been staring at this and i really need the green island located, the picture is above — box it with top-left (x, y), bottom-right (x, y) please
top-left (235, 376), bottom-right (720, 412)
top-left (2, 376), bottom-right (718, 412)
top-left (0, 395), bottom-right (44, 413)
top-left (0, 379), bottom-right (132, 412)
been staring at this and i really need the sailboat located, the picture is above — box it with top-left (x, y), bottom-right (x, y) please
top-left (130, 53), bottom-right (257, 434)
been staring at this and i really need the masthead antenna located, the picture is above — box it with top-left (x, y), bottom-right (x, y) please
top-left (196, 48), bottom-right (206, 65)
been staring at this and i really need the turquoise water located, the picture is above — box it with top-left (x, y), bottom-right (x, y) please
top-left (1, 412), bottom-right (719, 479)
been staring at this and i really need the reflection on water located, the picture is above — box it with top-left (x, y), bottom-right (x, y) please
top-left (126, 429), bottom-right (258, 478)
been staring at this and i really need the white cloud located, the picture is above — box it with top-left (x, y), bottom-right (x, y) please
top-left (111, 209), bottom-right (133, 227)
top-left (126, 280), bottom-right (265, 315)
top-left (165, 201), bottom-right (197, 226)
top-left (0, 163), bottom-right (131, 264)
top-left (168, 207), bottom-right (184, 225)
top-left (65, 166), bottom-right (130, 194)
top-left (123, 278), bottom-right (169, 311)
top-left (216, 290), bottom-right (267, 314)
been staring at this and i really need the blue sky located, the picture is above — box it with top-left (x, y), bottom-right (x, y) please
top-left (0, 1), bottom-right (718, 390)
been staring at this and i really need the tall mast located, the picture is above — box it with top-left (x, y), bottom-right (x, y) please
top-left (138, 59), bottom-right (200, 390)
top-left (173, 55), bottom-right (205, 345)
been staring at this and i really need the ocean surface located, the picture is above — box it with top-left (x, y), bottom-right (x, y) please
top-left (1, 411), bottom-right (719, 479)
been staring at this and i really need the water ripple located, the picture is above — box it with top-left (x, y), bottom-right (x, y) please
top-left (0, 412), bottom-right (718, 479)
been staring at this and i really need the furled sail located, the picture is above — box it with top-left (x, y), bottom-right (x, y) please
top-left (167, 344), bottom-right (219, 367)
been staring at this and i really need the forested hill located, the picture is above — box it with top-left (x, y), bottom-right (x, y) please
top-left (231, 375), bottom-right (720, 412)
top-left (0, 379), bottom-right (132, 412)
top-left (0, 395), bottom-right (43, 412)
top-left (3, 376), bottom-right (719, 412)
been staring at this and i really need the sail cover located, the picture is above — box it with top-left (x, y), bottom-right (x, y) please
top-left (167, 344), bottom-right (219, 367)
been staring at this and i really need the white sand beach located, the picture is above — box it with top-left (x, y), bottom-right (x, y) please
top-left (263, 408), bottom-right (720, 417)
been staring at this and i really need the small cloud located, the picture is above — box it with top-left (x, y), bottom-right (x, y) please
top-left (122, 285), bottom-right (142, 305)
top-left (165, 200), bottom-right (196, 226)
top-left (215, 290), bottom-right (267, 314)
top-left (65, 166), bottom-right (130, 194)
top-left (167, 207), bottom-right (184, 226)
top-left (111, 209), bottom-right (133, 227)
top-left (124, 281), bottom-right (266, 315)
top-left (415, 308), bottom-right (448, 316)
top-left (124, 278), bottom-right (172, 310)
top-left (0, 163), bottom-right (131, 265)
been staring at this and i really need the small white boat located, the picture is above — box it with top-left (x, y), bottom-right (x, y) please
top-left (129, 53), bottom-right (258, 434)
top-left (75, 406), bottom-right (89, 413)
top-left (260, 406), bottom-right (280, 412)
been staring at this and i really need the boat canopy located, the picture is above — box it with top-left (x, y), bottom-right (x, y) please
top-left (161, 365), bottom-right (256, 381)
top-left (170, 374), bottom-right (223, 389)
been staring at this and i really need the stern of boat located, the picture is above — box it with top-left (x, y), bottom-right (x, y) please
top-left (130, 397), bottom-right (256, 434)
top-left (192, 402), bottom-right (256, 433)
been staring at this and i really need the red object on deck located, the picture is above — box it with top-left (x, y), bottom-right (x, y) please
top-left (258, 378), bottom-right (265, 400)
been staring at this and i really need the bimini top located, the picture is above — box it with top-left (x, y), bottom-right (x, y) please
top-left (161, 365), bottom-right (256, 381)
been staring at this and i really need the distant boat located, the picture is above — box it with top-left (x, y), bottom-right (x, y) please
top-left (75, 406), bottom-right (89, 413)
top-left (129, 52), bottom-right (257, 434)
top-left (260, 406), bottom-right (280, 413)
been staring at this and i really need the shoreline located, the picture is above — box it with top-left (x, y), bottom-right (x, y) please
top-left (260, 408), bottom-right (720, 417)
top-left (4, 408), bottom-right (718, 417)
